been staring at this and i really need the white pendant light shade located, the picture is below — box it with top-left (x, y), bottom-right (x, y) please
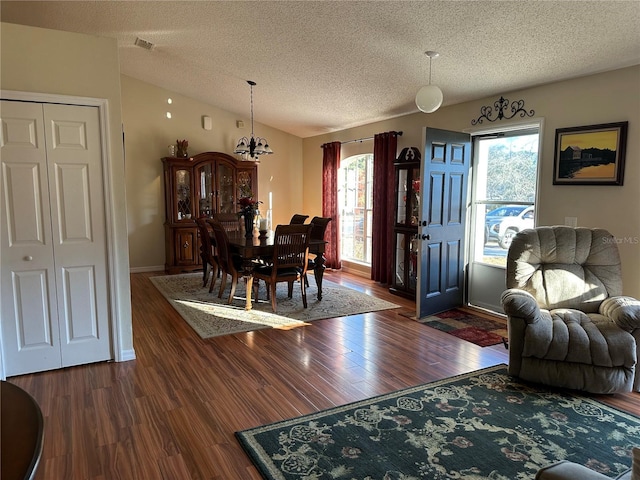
top-left (416, 50), bottom-right (443, 114)
top-left (415, 85), bottom-right (443, 113)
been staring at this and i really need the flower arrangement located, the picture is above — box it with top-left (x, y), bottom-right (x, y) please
top-left (237, 185), bottom-right (262, 236)
top-left (237, 185), bottom-right (262, 216)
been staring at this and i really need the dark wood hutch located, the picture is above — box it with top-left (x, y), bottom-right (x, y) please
top-left (162, 151), bottom-right (257, 273)
top-left (390, 147), bottom-right (421, 299)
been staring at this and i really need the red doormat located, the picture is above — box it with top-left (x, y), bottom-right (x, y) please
top-left (402, 308), bottom-right (508, 347)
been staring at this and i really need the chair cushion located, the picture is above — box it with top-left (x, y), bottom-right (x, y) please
top-left (231, 254), bottom-right (244, 271)
top-left (632, 447), bottom-right (640, 480)
top-left (536, 447), bottom-right (638, 480)
top-left (507, 227), bottom-right (623, 313)
top-left (517, 308), bottom-right (637, 393)
top-left (535, 460), bottom-right (631, 480)
top-left (523, 310), bottom-right (636, 368)
top-left (601, 297), bottom-right (640, 331)
top-left (254, 265), bottom-right (301, 277)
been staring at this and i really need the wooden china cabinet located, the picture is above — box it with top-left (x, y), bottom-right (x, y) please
top-left (389, 147), bottom-right (421, 299)
top-left (162, 151), bottom-right (257, 273)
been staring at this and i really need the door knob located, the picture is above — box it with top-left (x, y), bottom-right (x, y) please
top-left (24, 255), bottom-right (33, 261)
top-left (421, 234), bottom-right (431, 240)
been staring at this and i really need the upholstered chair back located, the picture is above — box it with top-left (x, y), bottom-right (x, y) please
top-left (506, 226), bottom-right (622, 313)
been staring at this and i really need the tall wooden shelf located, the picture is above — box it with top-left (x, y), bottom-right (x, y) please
top-left (162, 151), bottom-right (257, 274)
top-left (390, 147), bottom-right (421, 299)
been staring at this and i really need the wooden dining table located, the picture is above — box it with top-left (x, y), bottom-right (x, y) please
top-left (1, 381), bottom-right (44, 480)
top-left (225, 231), bottom-right (328, 310)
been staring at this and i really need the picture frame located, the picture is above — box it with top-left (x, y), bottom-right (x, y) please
top-left (553, 121), bottom-right (628, 185)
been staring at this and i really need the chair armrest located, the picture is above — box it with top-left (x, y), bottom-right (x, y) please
top-left (535, 460), bottom-right (616, 480)
top-left (600, 296), bottom-right (640, 331)
top-left (501, 289), bottom-right (541, 323)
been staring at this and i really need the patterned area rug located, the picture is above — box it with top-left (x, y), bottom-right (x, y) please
top-left (236, 365), bottom-right (640, 480)
top-left (413, 308), bottom-right (508, 347)
top-left (150, 273), bottom-right (400, 339)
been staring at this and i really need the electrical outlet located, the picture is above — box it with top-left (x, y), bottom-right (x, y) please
top-left (564, 216), bottom-right (578, 227)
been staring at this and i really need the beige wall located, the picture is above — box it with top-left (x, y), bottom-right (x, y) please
top-left (120, 75), bottom-right (303, 270)
top-left (303, 66), bottom-right (640, 297)
top-left (0, 22), bottom-right (134, 359)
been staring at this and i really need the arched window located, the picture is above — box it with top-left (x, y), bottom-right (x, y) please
top-left (338, 154), bottom-right (373, 264)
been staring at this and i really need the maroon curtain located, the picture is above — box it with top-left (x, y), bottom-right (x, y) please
top-left (371, 131), bottom-right (400, 284)
top-left (322, 141), bottom-right (342, 269)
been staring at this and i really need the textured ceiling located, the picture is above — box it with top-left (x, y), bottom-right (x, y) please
top-left (2, 1), bottom-right (639, 138)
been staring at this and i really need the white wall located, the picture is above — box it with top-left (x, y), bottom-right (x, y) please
top-left (303, 66), bottom-right (640, 297)
top-left (1, 22), bottom-right (134, 360)
top-left (120, 75), bottom-right (303, 271)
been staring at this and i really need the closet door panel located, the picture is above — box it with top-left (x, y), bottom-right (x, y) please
top-left (0, 101), bottom-right (61, 376)
top-left (53, 163), bottom-right (93, 242)
top-left (43, 104), bottom-right (112, 367)
top-left (6, 270), bottom-right (60, 374)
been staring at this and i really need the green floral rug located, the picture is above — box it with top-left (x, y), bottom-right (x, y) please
top-left (236, 365), bottom-right (640, 479)
top-left (150, 273), bottom-right (400, 338)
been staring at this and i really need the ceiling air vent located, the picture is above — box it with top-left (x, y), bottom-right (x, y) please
top-left (134, 37), bottom-right (154, 50)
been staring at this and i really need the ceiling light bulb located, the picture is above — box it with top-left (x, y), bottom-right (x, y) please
top-left (415, 85), bottom-right (443, 113)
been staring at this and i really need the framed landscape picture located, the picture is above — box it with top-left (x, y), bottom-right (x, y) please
top-left (553, 121), bottom-right (628, 185)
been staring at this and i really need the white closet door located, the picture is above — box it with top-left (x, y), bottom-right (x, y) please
top-left (43, 103), bottom-right (111, 368)
top-left (1, 101), bottom-right (61, 374)
top-left (0, 100), bottom-right (112, 376)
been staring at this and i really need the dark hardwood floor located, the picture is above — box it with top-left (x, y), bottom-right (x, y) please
top-left (8, 271), bottom-right (639, 479)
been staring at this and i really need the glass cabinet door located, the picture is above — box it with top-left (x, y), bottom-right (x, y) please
top-left (391, 156), bottom-right (420, 299)
top-left (197, 163), bottom-right (214, 217)
top-left (217, 163), bottom-right (235, 213)
top-left (175, 168), bottom-right (191, 221)
top-left (237, 170), bottom-right (253, 200)
top-left (393, 232), bottom-right (419, 293)
top-left (396, 166), bottom-right (420, 226)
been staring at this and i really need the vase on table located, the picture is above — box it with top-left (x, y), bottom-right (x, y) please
top-left (243, 210), bottom-right (255, 238)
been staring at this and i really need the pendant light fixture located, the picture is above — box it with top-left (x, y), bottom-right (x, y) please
top-left (234, 80), bottom-right (273, 161)
top-left (415, 51), bottom-right (443, 114)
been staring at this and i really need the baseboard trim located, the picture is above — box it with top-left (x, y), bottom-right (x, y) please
top-left (341, 264), bottom-right (370, 278)
top-left (117, 349), bottom-right (137, 362)
top-left (464, 304), bottom-right (506, 319)
top-left (130, 265), bottom-right (165, 274)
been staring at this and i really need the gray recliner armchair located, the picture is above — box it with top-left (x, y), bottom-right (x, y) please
top-left (501, 226), bottom-right (640, 393)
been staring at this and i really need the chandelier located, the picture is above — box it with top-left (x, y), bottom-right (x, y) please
top-left (234, 80), bottom-right (273, 161)
top-left (415, 51), bottom-right (443, 114)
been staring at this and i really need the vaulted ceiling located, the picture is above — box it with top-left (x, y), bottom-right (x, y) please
top-left (2, 1), bottom-right (639, 138)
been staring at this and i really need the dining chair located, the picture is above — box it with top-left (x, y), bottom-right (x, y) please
top-left (213, 212), bottom-right (241, 232)
top-left (305, 216), bottom-right (332, 287)
top-left (289, 214), bottom-right (309, 224)
top-left (252, 223), bottom-right (312, 313)
top-left (196, 218), bottom-right (219, 290)
top-left (207, 218), bottom-right (244, 303)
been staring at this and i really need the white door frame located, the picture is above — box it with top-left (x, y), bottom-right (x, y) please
top-left (0, 89), bottom-right (129, 379)
top-left (463, 118), bottom-right (544, 312)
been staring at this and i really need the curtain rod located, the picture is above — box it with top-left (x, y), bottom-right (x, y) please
top-left (340, 130), bottom-right (403, 145)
